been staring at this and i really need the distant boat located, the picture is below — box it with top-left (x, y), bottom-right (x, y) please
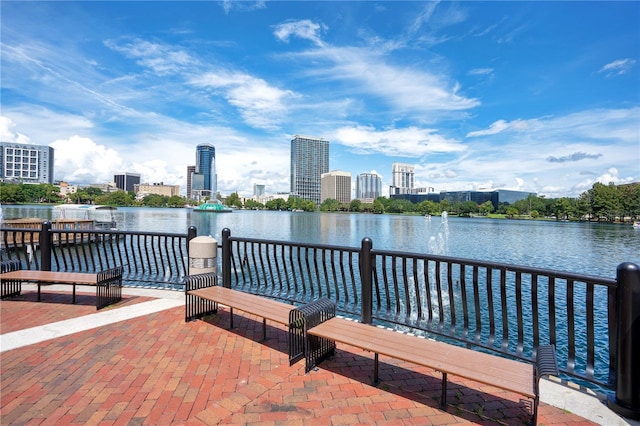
top-left (424, 214), bottom-right (431, 220)
top-left (54, 204), bottom-right (118, 230)
top-left (193, 201), bottom-right (232, 213)
top-left (633, 221), bottom-right (640, 229)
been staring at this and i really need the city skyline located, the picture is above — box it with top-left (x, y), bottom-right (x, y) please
top-left (1, 2), bottom-right (638, 199)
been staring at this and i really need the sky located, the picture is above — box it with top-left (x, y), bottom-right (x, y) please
top-left (1, 1), bottom-right (638, 199)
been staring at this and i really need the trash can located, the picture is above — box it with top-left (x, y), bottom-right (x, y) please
top-left (188, 236), bottom-right (217, 275)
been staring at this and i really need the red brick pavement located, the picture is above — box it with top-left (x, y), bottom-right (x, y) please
top-left (0, 293), bottom-right (598, 425)
top-left (0, 290), bottom-right (155, 333)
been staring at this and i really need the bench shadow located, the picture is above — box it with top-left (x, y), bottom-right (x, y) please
top-left (3, 291), bottom-right (143, 308)
top-left (193, 309), bottom-right (533, 425)
top-left (199, 307), bottom-right (291, 354)
top-left (316, 349), bottom-right (534, 425)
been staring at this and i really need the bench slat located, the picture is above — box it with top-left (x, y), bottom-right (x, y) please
top-left (188, 286), bottom-right (292, 325)
top-left (0, 270), bottom-right (99, 285)
top-left (308, 317), bottom-right (535, 398)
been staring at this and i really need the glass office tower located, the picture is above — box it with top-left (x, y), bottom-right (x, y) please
top-left (290, 135), bottom-right (329, 206)
top-left (356, 172), bottom-right (382, 200)
top-left (194, 144), bottom-right (217, 198)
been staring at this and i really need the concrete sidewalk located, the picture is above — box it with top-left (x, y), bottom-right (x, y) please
top-left (1, 285), bottom-right (637, 425)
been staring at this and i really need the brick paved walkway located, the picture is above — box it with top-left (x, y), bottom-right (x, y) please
top-left (1, 289), bottom-right (598, 425)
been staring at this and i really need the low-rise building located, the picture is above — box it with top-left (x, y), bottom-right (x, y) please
top-left (134, 182), bottom-right (180, 198)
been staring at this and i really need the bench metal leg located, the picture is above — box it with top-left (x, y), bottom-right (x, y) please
top-left (73, 284), bottom-right (76, 304)
top-left (373, 353), bottom-right (380, 385)
top-left (1, 260), bottom-right (22, 299)
top-left (262, 318), bottom-right (267, 341)
top-left (96, 266), bottom-right (123, 310)
top-left (229, 307), bottom-right (234, 329)
top-left (38, 283), bottom-right (41, 302)
top-left (441, 372), bottom-right (448, 409)
top-left (184, 273), bottom-right (218, 322)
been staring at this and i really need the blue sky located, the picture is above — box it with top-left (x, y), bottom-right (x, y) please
top-left (1, 1), bottom-right (638, 199)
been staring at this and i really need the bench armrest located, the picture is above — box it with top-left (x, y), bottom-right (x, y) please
top-left (1, 259), bottom-right (22, 273)
top-left (289, 297), bottom-right (336, 369)
top-left (184, 272), bottom-right (218, 293)
top-left (97, 266), bottom-right (124, 283)
top-left (536, 344), bottom-right (559, 382)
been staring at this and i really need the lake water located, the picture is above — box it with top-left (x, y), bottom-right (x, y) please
top-left (2, 204), bottom-right (638, 278)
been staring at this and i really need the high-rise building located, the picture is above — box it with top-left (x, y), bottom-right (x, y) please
top-left (356, 172), bottom-right (382, 202)
top-left (0, 142), bottom-right (54, 184)
top-left (321, 170), bottom-right (351, 204)
top-left (114, 172), bottom-right (141, 192)
top-left (253, 183), bottom-right (266, 202)
top-left (390, 162), bottom-right (415, 195)
top-left (290, 135), bottom-right (329, 206)
top-left (191, 144), bottom-right (217, 200)
top-left (186, 165), bottom-right (195, 199)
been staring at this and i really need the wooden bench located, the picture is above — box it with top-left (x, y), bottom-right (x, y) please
top-left (299, 298), bottom-right (558, 426)
top-left (0, 260), bottom-right (124, 310)
top-left (184, 272), bottom-right (293, 340)
top-left (184, 272), bottom-right (307, 364)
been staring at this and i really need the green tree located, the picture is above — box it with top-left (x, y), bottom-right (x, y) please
top-left (439, 199), bottom-right (451, 214)
top-left (95, 190), bottom-right (135, 206)
top-left (553, 198), bottom-right (572, 220)
top-left (416, 200), bottom-right (439, 216)
top-left (167, 195), bottom-right (186, 207)
top-left (479, 200), bottom-right (494, 216)
top-left (619, 183), bottom-right (640, 221)
top-left (372, 198), bottom-right (385, 214)
top-left (320, 198), bottom-right (340, 212)
top-left (0, 183), bottom-right (21, 203)
top-left (244, 199), bottom-right (264, 210)
top-left (505, 206), bottom-right (519, 218)
top-left (142, 194), bottom-right (166, 207)
top-left (457, 201), bottom-right (479, 217)
top-left (589, 182), bottom-right (622, 221)
top-left (387, 198), bottom-right (414, 214)
top-left (265, 198), bottom-right (287, 210)
top-left (225, 192), bottom-right (242, 208)
top-left (349, 199), bottom-right (362, 212)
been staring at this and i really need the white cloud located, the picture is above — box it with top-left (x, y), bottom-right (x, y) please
top-left (468, 68), bottom-right (494, 76)
top-left (466, 118), bottom-right (532, 137)
top-left (50, 136), bottom-right (123, 184)
top-left (0, 116), bottom-right (32, 144)
top-left (273, 20), bottom-right (328, 47)
top-left (333, 125), bottom-right (465, 157)
top-left (598, 58), bottom-right (636, 76)
top-left (295, 45), bottom-right (479, 114)
top-left (466, 108), bottom-right (639, 142)
top-left (191, 71), bottom-right (296, 130)
top-left (104, 38), bottom-right (197, 76)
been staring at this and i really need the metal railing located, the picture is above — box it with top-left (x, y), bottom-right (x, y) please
top-left (1, 222), bottom-right (196, 289)
top-left (219, 228), bottom-right (639, 418)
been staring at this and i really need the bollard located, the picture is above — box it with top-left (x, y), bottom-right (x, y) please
top-left (188, 235), bottom-right (217, 275)
top-left (40, 221), bottom-right (52, 271)
top-left (360, 237), bottom-right (373, 324)
top-left (608, 262), bottom-right (640, 420)
top-left (222, 228), bottom-right (231, 288)
top-left (186, 226), bottom-right (197, 255)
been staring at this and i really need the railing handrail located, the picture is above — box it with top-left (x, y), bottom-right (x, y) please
top-left (369, 247), bottom-right (619, 286)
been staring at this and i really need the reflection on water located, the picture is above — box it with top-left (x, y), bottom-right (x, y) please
top-left (1, 205), bottom-right (638, 276)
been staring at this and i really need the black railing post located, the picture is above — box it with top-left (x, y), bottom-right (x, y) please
top-left (40, 221), bottom-right (52, 271)
top-left (608, 262), bottom-right (640, 420)
top-left (186, 226), bottom-right (197, 256)
top-left (222, 228), bottom-right (231, 288)
top-left (360, 237), bottom-right (373, 324)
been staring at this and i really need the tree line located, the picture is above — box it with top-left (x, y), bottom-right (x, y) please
top-left (1, 181), bottom-right (638, 223)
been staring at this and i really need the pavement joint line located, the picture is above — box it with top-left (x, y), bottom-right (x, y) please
top-left (0, 298), bottom-right (183, 352)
